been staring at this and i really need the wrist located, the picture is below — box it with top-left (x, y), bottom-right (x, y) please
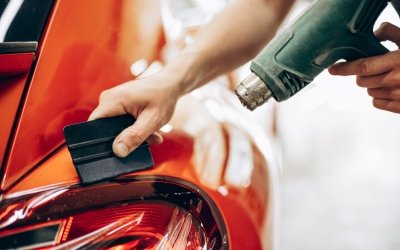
top-left (160, 51), bottom-right (203, 96)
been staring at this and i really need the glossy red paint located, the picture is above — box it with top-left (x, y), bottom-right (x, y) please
top-left (1, 0), bottom-right (164, 190)
top-left (6, 130), bottom-right (268, 249)
top-left (6, 88), bottom-right (273, 249)
top-left (0, 53), bottom-right (34, 168)
top-left (0, 53), bottom-right (34, 79)
top-left (1, 1), bottom-right (277, 249)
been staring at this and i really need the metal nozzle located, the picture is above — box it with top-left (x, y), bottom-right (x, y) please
top-left (234, 73), bottom-right (274, 111)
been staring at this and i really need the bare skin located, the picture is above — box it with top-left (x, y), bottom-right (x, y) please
top-left (329, 1), bottom-right (400, 113)
top-left (89, 0), bottom-right (295, 157)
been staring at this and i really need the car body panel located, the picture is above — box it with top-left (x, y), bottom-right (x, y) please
top-left (4, 84), bottom-right (276, 249)
top-left (0, 53), bottom-right (34, 168)
top-left (0, 1), bottom-right (279, 249)
top-left (1, 0), bottom-right (164, 190)
top-left (0, 53), bottom-right (34, 78)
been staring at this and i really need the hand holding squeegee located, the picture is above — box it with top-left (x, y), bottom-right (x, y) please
top-left (63, 114), bottom-right (154, 185)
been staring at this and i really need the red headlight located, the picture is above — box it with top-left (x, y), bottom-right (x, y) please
top-left (0, 177), bottom-right (227, 249)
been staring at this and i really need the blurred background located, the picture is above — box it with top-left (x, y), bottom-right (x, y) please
top-left (165, 0), bottom-right (400, 249)
top-left (263, 1), bottom-right (400, 249)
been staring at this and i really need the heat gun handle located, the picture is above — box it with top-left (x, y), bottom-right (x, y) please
top-left (339, 31), bottom-right (389, 64)
top-left (353, 32), bottom-right (390, 60)
top-left (314, 31), bottom-right (389, 69)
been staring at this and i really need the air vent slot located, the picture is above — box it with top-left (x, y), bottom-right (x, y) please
top-left (354, 0), bottom-right (388, 34)
top-left (278, 71), bottom-right (310, 97)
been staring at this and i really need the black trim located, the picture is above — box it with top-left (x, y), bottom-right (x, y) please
top-left (0, 42), bottom-right (37, 54)
top-left (2, 0), bottom-right (54, 43)
top-left (0, 223), bottom-right (60, 249)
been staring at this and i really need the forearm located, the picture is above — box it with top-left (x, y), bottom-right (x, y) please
top-left (162, 0), bottom-right (295, 96)
top-left (90, 0), bottom-right (295, 155)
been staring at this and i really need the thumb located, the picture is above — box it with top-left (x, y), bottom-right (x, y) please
top-left (375, 22), bottom-right (400, 47)
top-left (112, 112), bottom-right (160, 158)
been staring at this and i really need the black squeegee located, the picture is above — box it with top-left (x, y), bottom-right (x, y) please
top-left (63, 114), bottom-right (154, 185)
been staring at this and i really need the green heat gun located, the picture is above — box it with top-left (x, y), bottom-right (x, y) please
top-left (235, 0), bottom-right (391, 110)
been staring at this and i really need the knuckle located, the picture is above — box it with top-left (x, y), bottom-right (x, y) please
top-left (153, 112), bottom-right (165, 125)
top-left (377, 22), bottom-right (392, 36)
top-left (359, 59), bottom-right (372, 75)
top-left (390, 89), bottom-right (400, 100)
top-left (375, 22), bottom-right (388, 36)
top-left (380, 22), bottom-right (391, 31)
top-left (126, 128), bottom-right (144, 145)
top-left (148, 109), bottom-right (168, 125)
top-left (99, 90), bottom-right (111, 100)
top-left (380, 77), bottom-right (390, 87)
top-left (382, 76), bottom-right (393, 88)
top-left (389, 90), bottom-right (397, 100)
top-left (389, 76), bottom-right (400, 88)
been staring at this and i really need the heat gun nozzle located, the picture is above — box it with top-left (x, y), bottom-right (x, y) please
top-left (235, 73), bottom-right (274, 111)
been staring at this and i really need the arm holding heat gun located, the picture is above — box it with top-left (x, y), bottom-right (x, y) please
top-left (236, 0), bottom-right (400, 112)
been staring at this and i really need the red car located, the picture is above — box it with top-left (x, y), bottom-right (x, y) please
top-left (0, 1), bottom-right (278, 249)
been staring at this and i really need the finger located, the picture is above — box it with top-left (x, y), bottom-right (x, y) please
top-left (367, 88), bottom-right (391, 99)
top-left (373, 99), bottom-right (400, 113)
top-left (356, 74), bottom-right (386, 88)
top-left (88, 103), bottom-right (126, 121)
top-left (88, 106), bottom-right (107, 121)
top-left (88, 89), bottom-right (127, 121)
top-left (146, 132), bottom-right (163, 145)
top-left (375, 22), bottom-right (400, 47)
top-left (112, 111), bottom-right (160, 157)
top-left (368, 88), bottom-right (400, 100)
top-left (329, 55), bottom-right (394, 76)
